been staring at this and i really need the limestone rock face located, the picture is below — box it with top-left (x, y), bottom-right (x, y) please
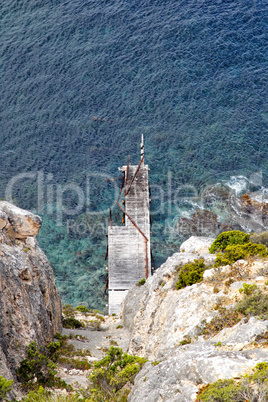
top-left (0, 202), bottom-right (62, 397)
top-left (122, 236), bottom-right (268, 401)
top-left (129, 345), bottom-right (268, 402)
top-left (179, 235), bottom-right (215, 254)
top-left (0, 210), bottom-right (8, 230)
top-left (0, 201), bottom-right (42, 239)
top-left (123, 244), bottom-right (217, 359)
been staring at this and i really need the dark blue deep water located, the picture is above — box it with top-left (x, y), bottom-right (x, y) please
top-left (1, 0), bottom-right (267, 308)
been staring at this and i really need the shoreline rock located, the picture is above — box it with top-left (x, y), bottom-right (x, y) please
top-left (0, 202), bottom-right (62, 398)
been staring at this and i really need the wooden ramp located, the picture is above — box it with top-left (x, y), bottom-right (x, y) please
top-left (108, 160), bottom-right (151, 315)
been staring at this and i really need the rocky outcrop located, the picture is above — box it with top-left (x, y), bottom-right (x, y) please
top-left (123, 237), bottom-right (217, 359)
top-left (0, 202), bottom-right (62, 397)
top-left (122, 237), bottom-right (268, 401)
top-left (129, 343), bottom-right (268, 402)
top-left (0, 201), bottom-right (42, 239)
top-left (176, 209), bottom-right (235, 237)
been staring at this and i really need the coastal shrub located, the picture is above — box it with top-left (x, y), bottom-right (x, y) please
top-left (53, 334), bottom-right (91, 370)
top-left (197, 362), bottom-right (268, 401)
top-left (239, 283), bottom-right (258, 295)
top-left (254, 331), bottom-right (268, 347)
top-left (251, 362), bottom-right (268, 383)
top-left (179, 335), bottom-right (192, 345)
top-left (137, 278), bottom-right (146, 286)
top-left (250, 232), bottom-right (268, 247)
top-left (88, 319), bottom-right (102, 331)
top-left (22, 387), bottom-right (82, 401)
top-left (209, 231), bottom-right (250, 253)
top-left (236, 285), bottom-right (268, 319)
top-left (17, 335), bottom-right (92, 391)
top-left (62, 317), bottom-right (84, 329)
top-left (202, 285), bottom-right (268, 336)
top-left (214, 242), bottom-right (268, 267)
top-left (202, 307), bottom-right (242, 337)
top-left (75, 305), bottom-right (90, 313)
top-left (16, 342), bottom-right (57, 388)
top-left (89, 346), bottom-right (147, 400)
top-left (95, 314), bottom-right (105, 322)
top-left (197, 379), bottom-right (242, 401)
top-left (0, 375), bottom-right (13, 401)
top-left (63, 304), bottom-right (75, 318)
top-left (176, 259), bottom-right (208, 290)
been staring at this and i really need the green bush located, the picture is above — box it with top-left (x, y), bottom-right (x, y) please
top-left (209, 231), bottom-right (250, 253)
top-left (16, 336), bottom-right (91, 390)
top-left (202, 285), bottom-right (268, 337)
top-left (62, 304), bottom-right (75, 318)
top-left (75, 305), bottom-right (90, 313)
top-left (22, 386), bottom-right (81, 401)
top-left (197, 362), bottom-right (268, 401)
top-left (239, 283), bottom-right (258, 295)
top-left (137, 278), bottom-right (146, 286)
top-left (251, 362), bottom-right (268, 383)
top-left (236, 285), bottom-right (268, 319)
top-left (214, 242), bottom-right (268, 267)
top-left (0, 375), bottom-right (13, 401)
top-left (197, 379), bottom-right (242, 402)
top-left (89, 346), bottom-right (147, 400)
top-left (179, 336), bottom-right (192, 345)
top-left (53, 334), bottom-right (91, 370)
top-left (16, 342), bottom-right (57, 388)
top-left (176, 259), bottom-right (207, 290)
top-left (62, 317), bottom-right (84, 329)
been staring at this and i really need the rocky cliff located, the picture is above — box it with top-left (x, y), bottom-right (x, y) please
top-left (0, 202), bottom-right (62, 397)
top-left (122, 236), bottom-right (268, 401)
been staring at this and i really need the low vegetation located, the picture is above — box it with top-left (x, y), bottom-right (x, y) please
top-left (209, 230), bottom-right (268, 267)
top-left (201, 284), bottom-right (268, 337)
top-left (62, 304), bottom-right (106, 329)
top-left (62, 304), bottom-right (85, 329)
top-left (16, 334), bottom-right (92, 391)
top-left (176, 259), bottom-right (208, 290)
top-left (0, 375), bottom-right (13, 401)
top-left (209, 231), bottom-right (250, 253)
top-left (197, 362), bottom-right (268, 401)
top-left (16, 342), bottom-right (60, 390)
top-left (236, 283), bottom-right (268, 320)
top-left (22, 386), bottom-right (84, 401)
top-left (214, 243), bottom-right (268, 267)
top-left (75, 305), bottom-right (90, 313)
top-left (250, 231), bottom-right (268, 247)
top-left (62, 317), bottom-right (85, 329)
top-left (53, 333), bottom-right (92, 371)
top-left (62, 304), bottom-right (75, 318)
top-left (137, 278), bottom-right (146, 286)
top-left (179, 335), bottom-right (192, 345)
top-left (88, 346), bottom-right (147, 401)
top-left (201, 307), bottom-right (242, 337)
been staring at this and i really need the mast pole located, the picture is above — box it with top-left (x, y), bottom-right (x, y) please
top-left (141, 134), bottom-right (144, 164)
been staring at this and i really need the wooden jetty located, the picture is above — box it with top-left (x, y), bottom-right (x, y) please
top-left (108, 136), bottom-right (151, 314)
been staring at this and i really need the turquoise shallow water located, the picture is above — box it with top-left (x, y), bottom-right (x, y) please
top-left (1, 0), bottom-right (267, 308)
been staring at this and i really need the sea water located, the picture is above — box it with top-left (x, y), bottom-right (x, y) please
top-left (1, 0), bottom-right (267, 308)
